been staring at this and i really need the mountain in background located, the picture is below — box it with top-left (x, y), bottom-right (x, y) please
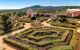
top-left (22, 5), bottom-right (55, 10)
top-left (22, 5), bottom-right (80, 10)
top-left (1, 5), bottom-right (80, 13)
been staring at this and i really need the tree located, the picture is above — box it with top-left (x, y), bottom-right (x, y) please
top-left (57, 15), bottom-right (67, 23)
top-left (30, 17), bottom-right (36, 20)
top-left (1, 15), bottom-right (13, 33)
top-left (17, 11), bottom-right (26, 17)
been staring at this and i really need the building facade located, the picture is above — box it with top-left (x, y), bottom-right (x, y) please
top-left (66, 9), bottom-right (80, 17)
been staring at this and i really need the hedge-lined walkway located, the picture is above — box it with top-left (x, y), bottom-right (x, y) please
top-left (42, 19), bottom-right (51, 26)
top-left (0, 23), bottom-right (32, 50)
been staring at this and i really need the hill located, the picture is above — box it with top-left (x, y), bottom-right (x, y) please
top-left (0, 5), bottom-right (80, 13)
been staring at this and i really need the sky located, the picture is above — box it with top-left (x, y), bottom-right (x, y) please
top-left (0, 0), bottom-right (80, 9)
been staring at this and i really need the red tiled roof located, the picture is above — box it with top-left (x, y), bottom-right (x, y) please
top-left (67, 11), bottom-right (80, 17)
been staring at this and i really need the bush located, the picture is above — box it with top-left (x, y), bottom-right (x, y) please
top-left (49, 45), bottom-right (73, 50)
top-left (3, 27), bottom-right (75, 50)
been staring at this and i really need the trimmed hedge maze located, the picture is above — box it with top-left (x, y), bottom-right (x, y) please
top-left (3, 27), bottom-right (76, 50)
top-left (47, 18), bottom-right (78, 28)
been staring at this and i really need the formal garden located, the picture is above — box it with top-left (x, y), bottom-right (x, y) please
top-left (47, 16), bottom-right (79, 28)
top-left (0, 12), bottom-right (78, 50)
top-left (3, 26), bottom-right (77, 50)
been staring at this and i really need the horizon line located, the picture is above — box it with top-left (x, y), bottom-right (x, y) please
top-left (0, 5), bottom-right (80, 10)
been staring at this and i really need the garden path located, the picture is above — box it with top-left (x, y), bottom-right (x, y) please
top-left (0, 23), bottom-right (32, 50)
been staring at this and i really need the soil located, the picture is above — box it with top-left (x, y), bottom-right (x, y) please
top-left (75, 28), bottom-right (80, 50)
top-left (0, 23), bottom-right (32, 50)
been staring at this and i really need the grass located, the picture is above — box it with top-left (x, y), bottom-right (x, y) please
top-left (15, 28), bottom-right (34, 37)
top-left (61, 30), bottom-right (70, 41)
top-left (48, 45), bottom-right (73, 50)
top-left (28, 40), bottom-right (52, 46)
top-left (28, 34), bottom-right (58, 40)
top-left (47, 18), bottom-right (78, 29)
top-left (69, 30), bottom-right (77, 47)
top-left (4, 38), bottom-right (38, 50)
top-left (3, 26), bottom-right (76, 50)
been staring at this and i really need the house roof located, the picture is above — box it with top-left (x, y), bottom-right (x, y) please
top-left (66, 9), bottom-right (80, 13)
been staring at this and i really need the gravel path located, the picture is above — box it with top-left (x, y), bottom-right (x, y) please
top-left (0, 23), bottom-right (32, 50)
top-left (75, 28), bottom-right (80, 50)
top-left (42, 19), bottom-right (51, 26)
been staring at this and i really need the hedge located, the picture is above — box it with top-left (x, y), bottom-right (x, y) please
top-left (48, 45), bottom-right (73, 50)
top-left (3, 38), bottom-right (38, 50)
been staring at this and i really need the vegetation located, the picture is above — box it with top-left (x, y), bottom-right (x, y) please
top-left (4, 26), bottom-right (76, 50)
top-left (47, 16), bottom-right (78, 28)
top-left (0, 13), bottom-right (24, 34)
top-left (1, 15), bottom-right (13, 33)
top-left (0, 5), bottom-right (79, 50)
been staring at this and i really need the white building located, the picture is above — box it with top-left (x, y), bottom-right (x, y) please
top-left (66, 9), bottom-right (80, 13)
top-left (66, 9), bottom-right (80, 17)
top-left (26, 9), bottom-right (37, 17)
